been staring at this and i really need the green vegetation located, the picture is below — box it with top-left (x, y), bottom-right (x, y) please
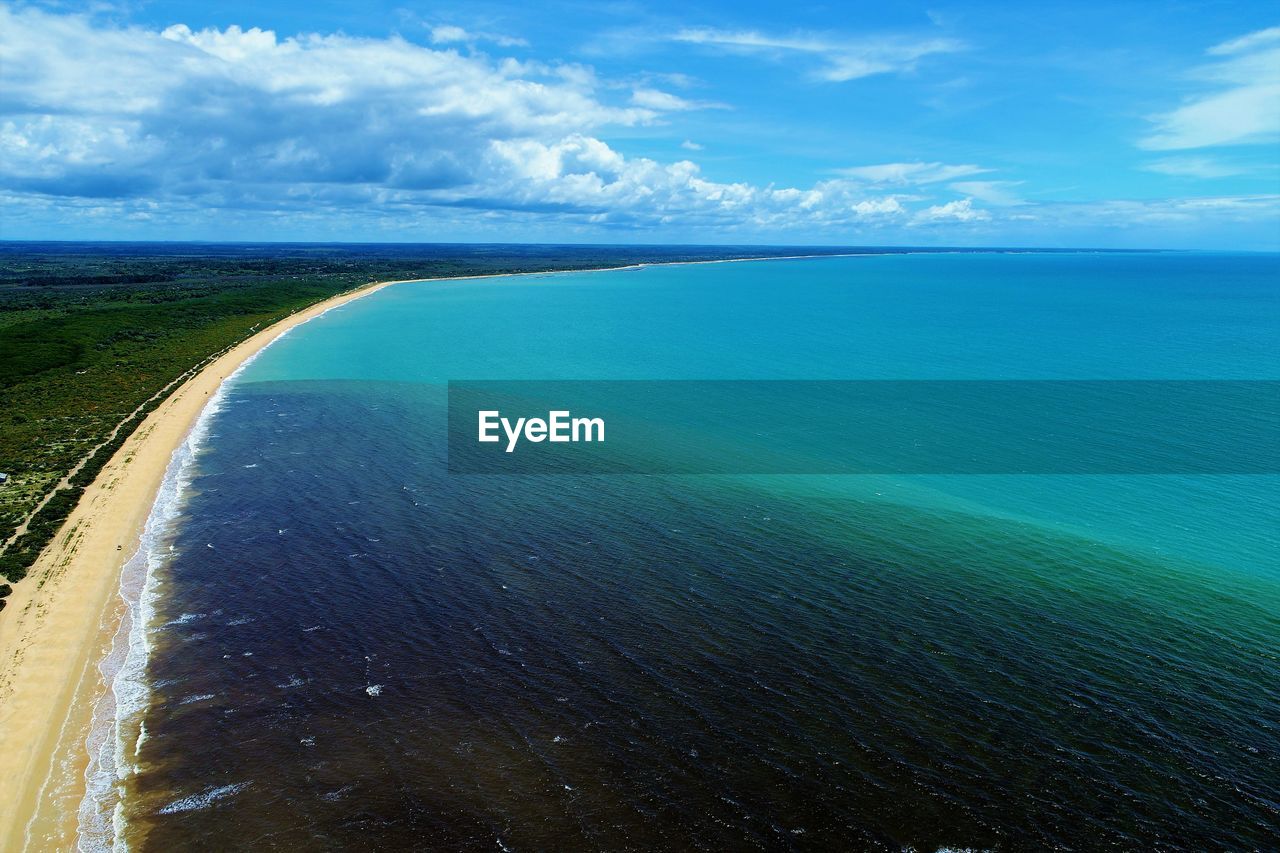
top-left (0, 241), bottom-right (847, 584)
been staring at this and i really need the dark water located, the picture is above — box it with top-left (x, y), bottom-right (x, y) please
top-left (111, 254), bottom-right (1279, 850)
top-left (119, 381), bottom-right (1278, 850)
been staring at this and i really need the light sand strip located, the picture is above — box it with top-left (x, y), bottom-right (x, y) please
top-left (0, 275), bottom-right (414, 851)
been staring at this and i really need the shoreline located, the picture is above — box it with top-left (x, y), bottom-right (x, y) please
top-left (0, 274), bottom-right (409, 851)
top-left (0, 251), bottom-right (851, 850)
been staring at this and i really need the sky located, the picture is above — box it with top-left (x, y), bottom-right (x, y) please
top-left (0, 1), bottom-right (1277, 248)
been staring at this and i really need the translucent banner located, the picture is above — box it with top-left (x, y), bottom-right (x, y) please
top-left (447, 380), bottom-right (1280, 474)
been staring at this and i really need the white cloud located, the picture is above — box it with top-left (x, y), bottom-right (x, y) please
top-left (3, 4), bottom-right (1270, 246)
top-left (0, 6), bottom-right (979, 234)
top-left (1141, 157), bottom-right (1251, 178)
top-left (672, 27), bottom-right (962, 83)
top-left (1206, 26), bottom-right (1280, 56)
top-left (476, 135), bottom-right (922, 228)
top-left (948, 180), bottom-right (1024, 206)
top-left (430, 25), bottom-right (470, 45)
top-left (1141, 26), bottom-right (1280, 150)
top-left (681, 140), bottom-right (704, 151)
top-left (630, 88), bottom-right (724, 111)
top-left (427, 23), bottom-right (528, 48)
top-left (1054, 194), bottom-right (1280, 227)
top-left (850, 197), bottom-right (906, 217)
top-left (1142, 85), bottom-right (1280, 150)
top-left (835, 162), bottom-right (990, 185)
top-left (911, 198), bottom-right (990, 224)
top-left (0, 6), bottom-right (659, 193)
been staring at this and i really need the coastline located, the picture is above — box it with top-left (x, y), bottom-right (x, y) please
top-left (0, 252), bottom-right (849, 850)
top-left (0, 274), bottom-right (412, 851)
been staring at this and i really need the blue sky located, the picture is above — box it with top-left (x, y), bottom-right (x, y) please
top-left (1, 1), bottom-right (1277, 248)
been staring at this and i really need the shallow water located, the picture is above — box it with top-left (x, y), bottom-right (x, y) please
top-left (102, 253), bottom-right (1278, 849)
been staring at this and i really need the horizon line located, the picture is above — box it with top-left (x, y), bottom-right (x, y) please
top-left (0, 238), bottom-right (1199, 253)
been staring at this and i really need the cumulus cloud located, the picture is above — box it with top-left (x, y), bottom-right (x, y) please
top-left (671, 27), bottom-right (962, 82)
top-left (850, 197), bottom-right (907, 217)
top-left (473, 135), bottom-right (923, 228)
top-left (0, 8), bottom-right (647, 198)
top-left (911, 198), bottom-right (990, 224)
top-left (1140, 26), bottom-right (1280, 150)
top-left (5, 3), bottom-right (1267, 245)
top-left (0, 5), bottom-right (991, 234)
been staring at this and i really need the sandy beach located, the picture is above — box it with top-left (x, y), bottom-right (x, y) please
top-left (0, 275), bottom-right (416, 851)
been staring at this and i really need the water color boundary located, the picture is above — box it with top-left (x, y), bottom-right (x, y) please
top-left (0, 250), bottom-right (887, 851)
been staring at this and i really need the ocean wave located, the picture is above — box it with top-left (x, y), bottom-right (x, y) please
top-left (76, 343), bottom-right (279, 852)
top-left (160, 612), bottom-right (205, 628)
top-left (156, 783), bottom-right (249, 815)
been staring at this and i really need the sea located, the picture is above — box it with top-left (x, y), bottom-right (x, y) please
top-left (82, 251), bottom-right (1279, 850)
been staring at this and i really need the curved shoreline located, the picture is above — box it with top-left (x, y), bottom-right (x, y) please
top-left (0, 253), bottom-right (862, 850)
top-left (0, 274), bottom-right (414, 851)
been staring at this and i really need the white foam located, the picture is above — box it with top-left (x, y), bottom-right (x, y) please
top-left (156, 783), bottom-right (249, 815)
top-left (319, 783), bottom-right (354, 802)
top-left (76, 344), bottom-right (276, 852)
top-left (161, 612), bottom-right (205, 628)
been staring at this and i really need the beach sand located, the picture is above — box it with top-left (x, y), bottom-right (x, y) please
top-left (0, 277), bottom-right (412, 851)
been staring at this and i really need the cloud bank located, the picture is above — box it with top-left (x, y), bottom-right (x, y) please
top-left (0, 5), bottom-right (993, 235)
top-left (0, 6), bottom-right (1275, 246)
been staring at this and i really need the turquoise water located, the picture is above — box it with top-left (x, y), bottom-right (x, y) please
top-left (251, 253), bottom-right (1279, 574)
top-left (114, 253), bottom-right (1278, 849)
